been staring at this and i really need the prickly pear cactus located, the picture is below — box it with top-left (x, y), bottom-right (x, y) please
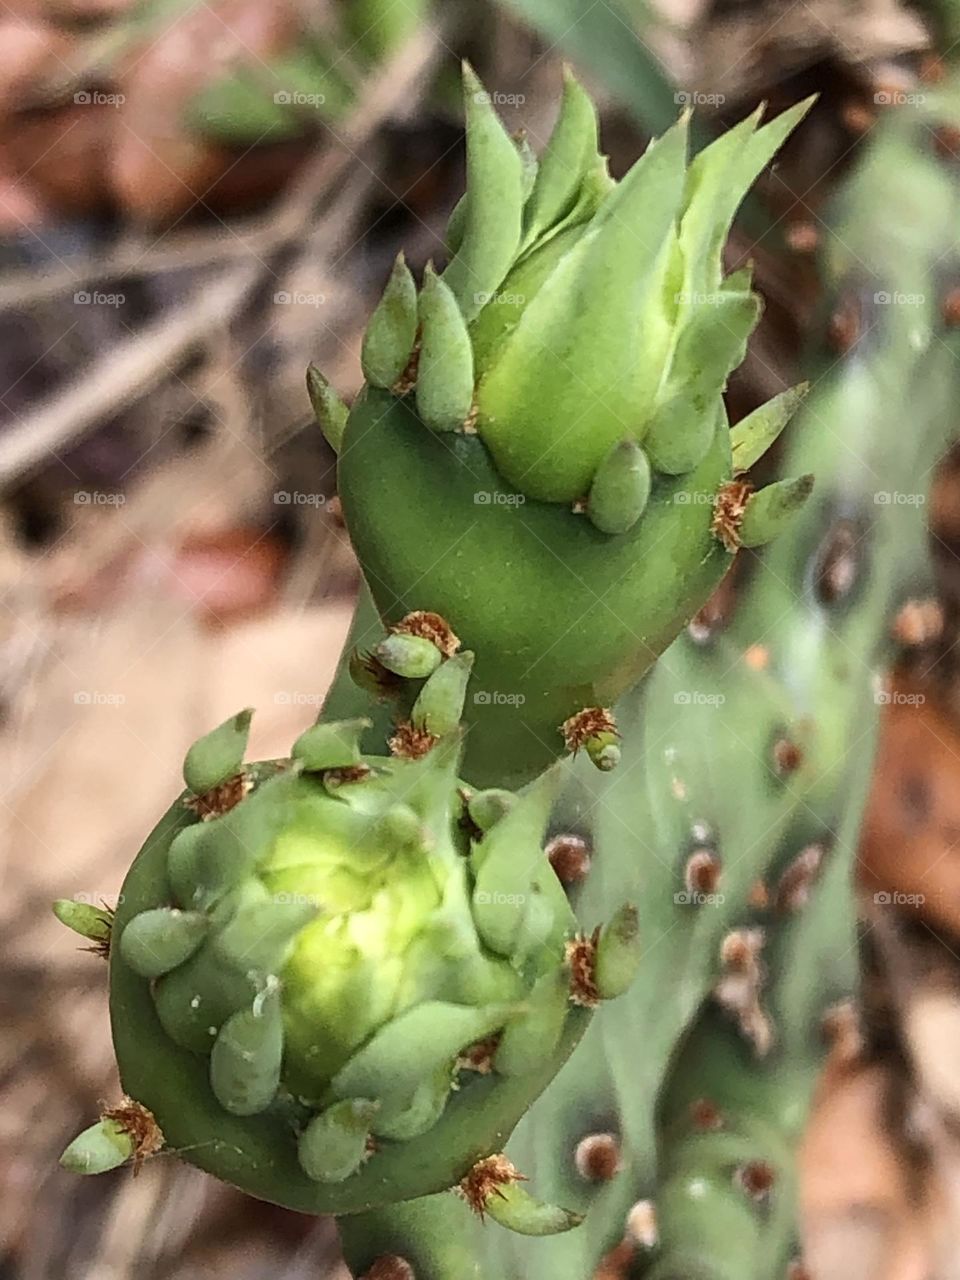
top-left (53, 61), bottom-right (960, 1280)
top-left (336, 67), bottom-right (960, 1280)
top-left (324, 66), bottom-right (813, 786)
top-left (60, 700), bottom-right (650, 1218)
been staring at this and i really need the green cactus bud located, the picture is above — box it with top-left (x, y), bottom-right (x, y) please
top-left (119, 907), bottom-right (209, 978)
top-left (494, 968), bottom-right (569, 1075)
top-left (60, 1118), bottom-right (135, 1175)
top-left (53, 899), bottom-right (113, 944)
top-left (442, 64), bottom-right (525, 322)
top-left (467, 788), bottom-right (517, 832)
top-left (459, 1155), bottom-right (583, 1236)
top-left (298, 1098), bottom-right (379, 1183)
top-left (415, 265), bottom-right (475, 432)
top-left (738, 474), bottom-right (815, 548)
top-left (587, 439), bottom-right (652, 535)
top-left (411, 651), bottom-right (475, 736)
top-left (594, 903), bottom-right (642, 999)
top-left (209, 983), bottom-right (284, 1116)
top-left (182, 709), bottom-right (253, 796)
top-left (361, 254), bottom-right (419, 390)
top-left (375, 633), bottom-right (444, 678)
top-left (306, 364), bottom-right (349, 454)
top-left (102, 727), bottom-right (590, 1214)
top-left (340, 69), bottom-right (811, 786)
top-left (731, 384), bottom-right (809, 475)
top-left (519, 65), bottom-right (600, 253)
top-left (291, 717), bottom-right (371, 770)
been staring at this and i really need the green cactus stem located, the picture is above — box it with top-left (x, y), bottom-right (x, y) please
top-left (326, 66), bottom-right (811, 787)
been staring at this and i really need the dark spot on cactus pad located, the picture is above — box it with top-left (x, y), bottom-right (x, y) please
top-left (748, 879), bottom-right (770, 910)
top-left (391, 610), bottom-right (461, 658)
top-left (943, 286), bottom-right (960, 328)
top-left (546, 833), bottom-right (592, 886)
top-left (735, 1158), bottom-right (777, 1203)
top-left (458, 1034), bottom-right (501, 1075)
top-left (813, 518), bottom-right (862, 605)
top-left (690, 1097), bottom-right (724, 1131)
top-left (594, 1239), bottom-right (634, 1279)
top-left (566, 928), bottom-right (602, 1008)
top-left (785, 221), bottom-right (819, 253)
top-left (772, 735), bottom-right (803, 777)
top-left (574, 1132), bottom-right (621, 1182)
top-left (361, 1257), bottom-right (416, 1280)
top-left (711, 480), bottom-right (753, 553)
top-left (932, 124), bottom-right (960, 161)
top-left (684, 848), bottom-right (722, 896)
top-left (715, 929), bottom-right (773, 1056)
top-left (787, 1258), bottom-right (813, 1280)
top-left (184, 772), bottom-right (253, 821)
top-left (825, 293), bottom-right (862, 354)
top-left (101, 1097), bottom-right (163, 1173)
top-left (351, 649), bottom-right (404, 701)
top-left (389, 721), bottom-right (438, 760)
top-left (458, 1153), bottom-right (525, 1218)
top-left (561, 707), bottom-right (620, 769)
top-left (775, 844), bottom-right (825, 912)
top-left (899, 772), bottom-right (932, 827)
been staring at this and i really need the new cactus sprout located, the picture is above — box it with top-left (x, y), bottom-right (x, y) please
top-left (53, 60), bottom-right (958, 1280)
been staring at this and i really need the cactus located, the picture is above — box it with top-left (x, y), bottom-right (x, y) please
top-left (331, 67), bottom-right (813, 787)
top-left (53, 60), bottom-right (960, 1280)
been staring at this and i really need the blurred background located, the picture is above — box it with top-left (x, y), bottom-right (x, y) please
top-left (3, 0), bottom-right (960, 1277)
